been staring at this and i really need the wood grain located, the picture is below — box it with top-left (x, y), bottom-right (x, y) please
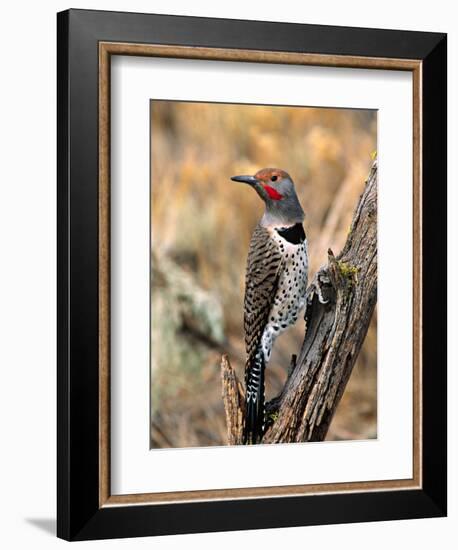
top-left (100, 42), bottom-right (420, 71)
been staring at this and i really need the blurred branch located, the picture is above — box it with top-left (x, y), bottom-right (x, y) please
top-left (220, 355), bottom-right (245, 445)
top-left (221, 160), bottom-right (377, 444)
top-left (309, 163), bottom-right (361, 273)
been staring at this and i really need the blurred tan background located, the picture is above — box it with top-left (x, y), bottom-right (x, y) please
top-left (150, 100), bottom-right (377, 448)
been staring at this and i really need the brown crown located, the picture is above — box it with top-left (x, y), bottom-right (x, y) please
top-left (254, 168), bottom-right (291, 182)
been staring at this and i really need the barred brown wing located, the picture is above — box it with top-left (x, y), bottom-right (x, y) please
top-left (243, 224), bottom-right (283, 362)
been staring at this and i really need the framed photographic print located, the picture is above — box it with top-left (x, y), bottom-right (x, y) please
top-left (57, 9), bottom-right (447, 541)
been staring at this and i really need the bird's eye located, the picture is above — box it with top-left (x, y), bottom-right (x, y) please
top-left (271, 175), bottom-right (278, 182)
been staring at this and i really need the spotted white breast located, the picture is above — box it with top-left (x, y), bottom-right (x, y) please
top-left (260, 228), bottom-right (308, 361)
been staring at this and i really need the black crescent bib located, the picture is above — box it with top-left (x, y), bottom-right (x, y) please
top-left (275, 223), bottom-right (306, 244)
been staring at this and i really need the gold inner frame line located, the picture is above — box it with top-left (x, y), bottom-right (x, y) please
top-left (98, 41), bottom-right (422, 507)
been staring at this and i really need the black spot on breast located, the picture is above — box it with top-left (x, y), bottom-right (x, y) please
top-left (276, 223), bottom-right (306, 244)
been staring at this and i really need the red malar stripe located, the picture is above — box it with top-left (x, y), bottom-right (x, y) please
top-left (263, 185), bottom-right (283, 200)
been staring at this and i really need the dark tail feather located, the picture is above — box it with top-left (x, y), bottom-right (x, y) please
top-left (243, 346), bottom-right (265, 445)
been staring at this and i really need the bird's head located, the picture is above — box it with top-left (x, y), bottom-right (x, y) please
top-left (231, 168), bottom-right (304, 226)
top-left (231, 168), bottom-right (294, 202)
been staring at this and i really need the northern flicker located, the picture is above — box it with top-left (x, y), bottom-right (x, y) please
top-left (231, 168), bottom-right (308, 444)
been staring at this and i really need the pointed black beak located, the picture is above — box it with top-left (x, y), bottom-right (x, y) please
top-left (231, 175), bottom-right (257, 185)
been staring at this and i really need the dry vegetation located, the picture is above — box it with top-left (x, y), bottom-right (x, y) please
top-left (151, 100), bottom-right (377, 448)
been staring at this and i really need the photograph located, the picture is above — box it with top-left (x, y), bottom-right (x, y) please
top-left (150, 100), bottom-right (377, 448)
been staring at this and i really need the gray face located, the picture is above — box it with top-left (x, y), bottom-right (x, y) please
top-left (231, 168), bottom-right (305, 227)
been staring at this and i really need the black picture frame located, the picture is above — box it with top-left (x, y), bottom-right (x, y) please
top-left (57, 8), bottom-right (447, 541)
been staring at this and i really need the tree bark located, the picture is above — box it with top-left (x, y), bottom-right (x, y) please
top-left (221, 160), bottom-right (378, 444)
